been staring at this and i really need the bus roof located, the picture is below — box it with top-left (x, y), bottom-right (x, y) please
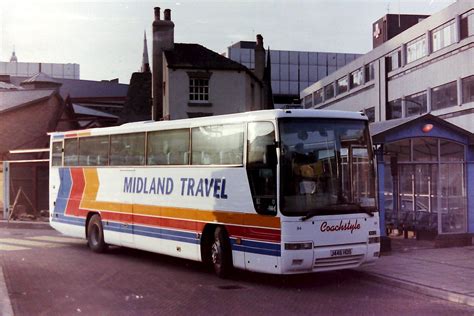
top-left (50, 109), bottom-right (368, 138)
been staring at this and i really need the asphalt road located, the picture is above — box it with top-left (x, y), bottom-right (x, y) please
top-left (0, 228), bottom-right (473, 315)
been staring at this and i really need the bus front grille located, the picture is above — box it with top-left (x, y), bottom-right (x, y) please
top-left (314, 254), bottom-right (364, 270)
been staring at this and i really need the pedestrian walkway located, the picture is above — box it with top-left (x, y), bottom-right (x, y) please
top-left (360, 236), bottom-right (474, 307)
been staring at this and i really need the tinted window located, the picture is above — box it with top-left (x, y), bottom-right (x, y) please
top-left (51, 141), bottom-right (63, 167)
top-left (110, 133), bottom-right (145, 166)
top-left (64, 138), bottom-right (79, 166)
top-left (147, 129), bottom-right (190, 165)
top-left (79, 136), bottom-right (109, 166)
top-left (405, 91), bottom-right (427, 117)
top-left (192, 124), bottom-right (244, 165)
top-left (386, 99), bottom-right (402, 120)
top-left (462, 75), bottom-right (474, 104)
top-left (432, 81), bottom-right (457, 110)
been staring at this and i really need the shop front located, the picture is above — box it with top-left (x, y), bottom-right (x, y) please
top-left (371, 114), bottom-right (474, 242)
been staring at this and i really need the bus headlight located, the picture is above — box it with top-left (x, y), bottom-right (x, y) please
top-left (285, 242), bottom-right (313, 250)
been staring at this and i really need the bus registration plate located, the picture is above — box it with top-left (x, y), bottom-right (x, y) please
top-left (331, 248), bottom-right (352, 257)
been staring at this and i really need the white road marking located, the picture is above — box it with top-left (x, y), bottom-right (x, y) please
top-left (0, 238), bottom-right (62, 248)
top-left (0, 244), bottom-right (29, 251)
top-left (29, 236), bottom-right (85, 244)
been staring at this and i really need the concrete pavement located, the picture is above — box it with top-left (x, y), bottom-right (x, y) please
top-left (360, 237), bottom-right (474, 307)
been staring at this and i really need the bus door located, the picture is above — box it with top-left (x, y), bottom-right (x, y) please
top-left (245, 122), bottom-right (279, 272)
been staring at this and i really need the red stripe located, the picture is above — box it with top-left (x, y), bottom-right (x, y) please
top-left (65, 168), bottom-right (85, 216)
top-left (227, 225), bottom-right (281, 243)
top-left (101, 211), bottom-right (133, 223)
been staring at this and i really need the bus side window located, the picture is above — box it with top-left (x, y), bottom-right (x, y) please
top-left (64, 138), bottom-right (79, 166)
top-left (147, 129), bottom-right (190, 165)
top-left (79, 136), bottom-right (109, 166)
top-left (247, 122), bottom-right (277, 216)
top-left (51, 141), bottom-right (63, 167)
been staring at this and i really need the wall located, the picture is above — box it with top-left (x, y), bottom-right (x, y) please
top-left (0, 94), bottom-right (63, 160)
top-left (165, 67), bottom-right (253, 119)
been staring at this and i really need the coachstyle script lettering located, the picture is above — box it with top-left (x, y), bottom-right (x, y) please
top-left (123, 177), bottom-right (228, 199)
top-left (320, 220), bottom-right (361, 234)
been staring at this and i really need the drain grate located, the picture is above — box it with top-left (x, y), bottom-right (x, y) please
top-left (217, 285), bottom-right (244, 290)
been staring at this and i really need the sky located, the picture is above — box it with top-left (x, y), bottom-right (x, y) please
top-left (0, 0), bottom-right (456, 84)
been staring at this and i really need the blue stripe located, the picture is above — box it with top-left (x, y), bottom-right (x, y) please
top-left (231, 239), bottom-right (281, 257)
top-left (52, 214), bottom-right (86, 226)
top-left (54, 168), bottom-right (71, 215)
top-left (53, 135), bottom-right (64, 140)
top-left (103, 223), bottom-right (200, 245)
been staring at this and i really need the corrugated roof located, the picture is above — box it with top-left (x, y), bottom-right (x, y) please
top-left (0, 89), bottom-right (55, 113)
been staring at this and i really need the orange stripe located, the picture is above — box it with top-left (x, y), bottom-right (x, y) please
top-left (80, 168), bottom-right (280, 229)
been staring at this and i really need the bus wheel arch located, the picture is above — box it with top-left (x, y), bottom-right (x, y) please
top-left (86, 213), bottom-right (108, 253)
top-left (201, 225), bottom-right (233, 278)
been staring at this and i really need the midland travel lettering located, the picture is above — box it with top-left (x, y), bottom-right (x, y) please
top-left (123, 177), bottom-right (228, 199)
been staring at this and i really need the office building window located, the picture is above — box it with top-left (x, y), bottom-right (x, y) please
top-left (304, 95), bottom-right (312, 108)
top-left (324, 83), bottom-right (335, 100)
top-left (387, 50), bottom-right (401, 71)
top-left (189, 78), bottom-right (209, 102)
top-left (336, 76), bottom-right (348, 95)
top-left (313, 89), bottom-right (323, 105)
top-left (386, 99), bottom-right (402, 120)
top-left (462, 75), bottom-right (474, 104)
top-left (407, 36), bottom-right (427, 63)
top-left (350, 68), bottom-right (363, 88)
top-left (364, 107), bottom-right (375, 122)
top-left (432, 21), bottom-right (455, 52)
top-left (461, 10), bottom-right (474, 39)
top-left (405, 91), bottom-right (427, 117)
top-left (364, 62), bottom-right (375, 82)
top-left (432, 81), bottom-right (458, 110)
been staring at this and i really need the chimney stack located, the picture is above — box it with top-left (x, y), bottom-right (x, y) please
top-left (164, 9), bottom-right (171, 21)
top-left (254, 34), bottom-right (265, 81)
top-left (152, 7), bottom-right (175, 121)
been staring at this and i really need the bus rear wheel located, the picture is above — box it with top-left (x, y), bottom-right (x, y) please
top-left (211, 227), bottom-right (233, 278)
top-left (87, 214), bottom-right (108, 253)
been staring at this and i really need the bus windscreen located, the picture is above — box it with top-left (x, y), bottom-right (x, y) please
top-left (279, 118), bottom-right (376, 218)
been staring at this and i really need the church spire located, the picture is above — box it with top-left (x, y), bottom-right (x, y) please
top-left (10, 47), bottom-right (18, 62)
top-left (141, 31), bottom-right (150, 72)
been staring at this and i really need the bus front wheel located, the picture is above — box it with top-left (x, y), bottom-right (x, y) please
top-left (211, 227), bottom-right (233, 278)
top-left (87, 214), bottom-right (108, 253)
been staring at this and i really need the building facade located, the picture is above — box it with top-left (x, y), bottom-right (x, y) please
top-left (227, 41), bottom-right (360, 107)
top-left (300, 0), bottom-right (474, 239)
top-left (1, 51), bottom-right (80, 80)
top-left (152, 8), bottom-right (270, 120)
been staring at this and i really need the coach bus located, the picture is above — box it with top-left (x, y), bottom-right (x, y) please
top-left (49, 109), bottom-right (380, 277)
